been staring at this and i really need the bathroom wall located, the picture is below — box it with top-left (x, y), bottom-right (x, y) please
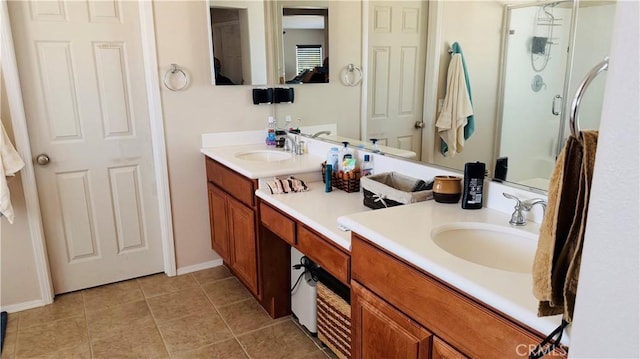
top-left (1, 75), bottom-right (42, 308)
top-left (431, 1), bottom-right (503, 173)
top-left (152, 0), bottom-right (361, 270)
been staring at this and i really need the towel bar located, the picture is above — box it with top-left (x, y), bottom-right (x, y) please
top-left (569, 57), bottom-right (609, 144)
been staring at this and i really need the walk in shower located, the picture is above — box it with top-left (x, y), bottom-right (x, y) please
top-left (495, 0), bottom-right (616, 188)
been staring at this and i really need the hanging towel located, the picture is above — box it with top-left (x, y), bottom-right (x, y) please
top-left (1, 120), bottom-right (26, 224)
top-left (532, 131), bottom-right (598, 322)
top-left (266, 176), bottom-right (309, 194)
top-left (440, 42), bottom-right (475, 156)
top-left (436, 52), bottom-right (473, 157)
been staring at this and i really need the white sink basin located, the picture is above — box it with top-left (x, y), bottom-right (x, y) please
top-left (431, 222), bottom-right (537, 273)
top-left (235, 150), bottom-right (292, 162)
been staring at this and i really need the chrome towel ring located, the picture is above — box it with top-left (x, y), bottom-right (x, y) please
top-left (569, 57), bottom-right (609, 144)
top-left (343, 64), bottom-right (363, 87)
top-left (163, 64), bottom-right (190, 91)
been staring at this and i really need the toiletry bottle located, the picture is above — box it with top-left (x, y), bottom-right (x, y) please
top-left (266, 116), bottom-right (276, 145)
top-left (338, 142), bottom-right (351, 172)
top-left (327, 147), bottom-right (339, 174)
top-left (462, 161), bottom-right (486, 209)
top-left (324, 164), bottom-right (333, 192)
top-left (360, 154), bottom-right (373, 176)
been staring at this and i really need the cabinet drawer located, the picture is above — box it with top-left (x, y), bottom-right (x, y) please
top-left (206, 158), bottom-right (255, 207)
top-left (351, 235), bottom-right (560, 358)
top-left (297, 225), bottom-right (350, 285)
top-left (260, 202), bottom-right (296, 245)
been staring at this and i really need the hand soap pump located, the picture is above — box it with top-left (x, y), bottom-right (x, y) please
top-left (461, 161), bottom-right (486, 209)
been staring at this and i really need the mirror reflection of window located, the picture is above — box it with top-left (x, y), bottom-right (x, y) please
top-left (282, 8), bottom-right (329, 84)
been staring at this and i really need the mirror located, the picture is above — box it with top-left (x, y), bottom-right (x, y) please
top-left (274, 1), bottom-right (329, 84)
top-left (271, 0), bottom-right (616, 192)
top-left (207, 0), bottom-right (268, 85)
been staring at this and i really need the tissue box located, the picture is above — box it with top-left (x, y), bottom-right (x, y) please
top-left (361, 172), bottom-right (433, 209)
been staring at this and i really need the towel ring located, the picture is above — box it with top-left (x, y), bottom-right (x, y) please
top-left (343, 64), bottom-right (362, 87)
top-left (569, 57), bottom-right (608, 143)
top-left (163, 64), bottom-right (190, 91)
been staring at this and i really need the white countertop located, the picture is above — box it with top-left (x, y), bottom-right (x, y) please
top-left (256, 181), bottom-right (368, 251)
top-left (201, 144), bottom-right (325, 179)
top-left (337, 202), bottom-right (567, 343)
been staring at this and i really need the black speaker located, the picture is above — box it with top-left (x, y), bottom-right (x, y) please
top-left (252, 88), bottom-right (273, 105)
top-left (273, 87), bottom-right (295, 103)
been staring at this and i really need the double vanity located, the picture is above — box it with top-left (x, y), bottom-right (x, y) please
top-left (201, 131), bottom-right (566, 358)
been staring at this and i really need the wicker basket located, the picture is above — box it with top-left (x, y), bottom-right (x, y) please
top-left (321, 162), bottom-right (361, 193)
top-left (361, 172), bottom-right (433, 210)
top-left (317, 282), bottom-right (351, 359)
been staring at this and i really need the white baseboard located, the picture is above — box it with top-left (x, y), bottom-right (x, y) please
top-left (1, 299), bottom-right (46, 313)
top-left (176, 259), bottom-right (224, 276)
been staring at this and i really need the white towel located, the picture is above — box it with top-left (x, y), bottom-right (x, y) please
top-left (435, 54), bottom-right (473, 157)
top-left (1, 120), bottom-right (25, 224)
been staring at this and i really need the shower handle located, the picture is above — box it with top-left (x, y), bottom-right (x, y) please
top-left (551, 95), bottom-right (562, 116)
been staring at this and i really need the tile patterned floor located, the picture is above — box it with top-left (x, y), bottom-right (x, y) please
top-left (1, 266), bottom-right (337, 359)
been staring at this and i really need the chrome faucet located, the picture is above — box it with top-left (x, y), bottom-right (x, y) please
top-left (503, 193), bottom-right (547, 226)
top-left (284, 133), bottom-right (302, 155)
top-left (312, 130), bottom-right (331, 138)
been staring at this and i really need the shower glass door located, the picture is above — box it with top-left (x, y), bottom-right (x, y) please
top-left (495, 0), bottom-right (616, 189)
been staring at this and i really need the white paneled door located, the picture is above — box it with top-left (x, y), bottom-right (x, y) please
top-left (9, 1), bottom-right (163, 293)
top-left (367, 1), bottom-right (427, 157)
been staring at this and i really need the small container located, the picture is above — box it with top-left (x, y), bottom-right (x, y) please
top-left (432, 176), bottom-right (462, 203)
top-left (462, 162), bottom-right (486, 209)
top-left (326, 147), bottom-right (339, 174)
top-left (360, 154), bottom-right (373, 176)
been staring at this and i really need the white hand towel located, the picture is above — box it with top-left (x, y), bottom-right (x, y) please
top-left (1, 120), bottom-right (25, 224)
top-left (435, 54), bottom-right (473, 157)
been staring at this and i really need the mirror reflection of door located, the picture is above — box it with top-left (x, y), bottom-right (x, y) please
top-left (281, 7), bottom-right (329, 84)
top-left (210, 7), bottom-right (244, 85)
top-left (366, 1), bottom-right (427, 158)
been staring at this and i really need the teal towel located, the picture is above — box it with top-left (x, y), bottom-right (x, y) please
top-left (441, 42), bottom-right (475, 155)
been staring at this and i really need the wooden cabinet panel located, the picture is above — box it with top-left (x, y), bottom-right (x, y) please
top-left (228, 197), bottom-right (259, 296)
top-left (205, 157), bottom-right (223, 185)
top-left (206, 158), bottom-right (255, 207)
top-left (351, 235), bottom-right (560, 358)
top-left (297, 225), bottom-right (350, 285)
top-left (260, 202), bottom-right (296, 246)
top-left (432, 337), bottom-right (468, 359)
top-left (352, 281), bottom-right (431, 359)
top-left (208, 183), bottom-right (230, 262)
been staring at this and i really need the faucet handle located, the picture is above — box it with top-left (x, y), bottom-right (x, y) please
top-left (503, 192), bottom-right (522, 206)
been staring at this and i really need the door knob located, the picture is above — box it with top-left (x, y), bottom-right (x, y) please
top-left (414, 121), bottom-right (425, 129)
top-left (36, 154), bottom-right (50, 165)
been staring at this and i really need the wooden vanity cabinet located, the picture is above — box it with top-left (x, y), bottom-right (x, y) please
top-left (351, 281), bottom-right (432, 359)
top-left (351, 234), bottom-right (567, 359)
top-left (206, 158), bottom-right (259, 297)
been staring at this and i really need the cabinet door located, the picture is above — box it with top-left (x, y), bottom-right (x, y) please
top-left (352, 281), bottom-right (431, 359)
top-left (227, 196), bottom-right (259, 296)
top-left (432, 337), bottom-right (468, 359)
top-left (208, 183), bottom-right (230, 262)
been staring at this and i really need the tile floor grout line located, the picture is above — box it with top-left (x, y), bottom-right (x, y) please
top-left (141, 279), bottom-right (180, 359)
top-left (192, 267), bottom-right (259, 359)
top-left (80, 291), bottom-right (95, 359)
